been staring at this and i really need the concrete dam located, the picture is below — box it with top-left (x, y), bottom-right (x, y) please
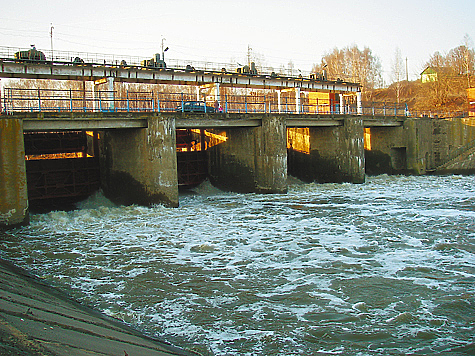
top-left (2, 112), bottom-right (475, 229)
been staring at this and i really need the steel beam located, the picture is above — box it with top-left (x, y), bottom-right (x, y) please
top-left (0, 61), bottom-right (360, 93)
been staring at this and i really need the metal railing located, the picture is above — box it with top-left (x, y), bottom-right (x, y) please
top-left (1, 87), bottom-right (414, 116)
top-left (0, 46), bottom-right (311, 78)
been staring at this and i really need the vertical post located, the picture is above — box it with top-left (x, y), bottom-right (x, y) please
top-left (196, 86), bottom-right (200, 101)
top-left (215, 82), bottom-right (220, 106)
top-left (340, 94), bottom-right (345, 114)
top-left (38, 88), bottom-right (42, 112)
top-left (93, 82), bottom-right (98, 112)
top-left (126, 90), bottom-right (130, 112)
top-left (277, 90), bottom-right (281, 114)
top-left (157, 92), bottom-right (161, 113)
top-left (107, 77), bottom-right (114, 111)
top-left (295, 87), bottom-right (300, 114)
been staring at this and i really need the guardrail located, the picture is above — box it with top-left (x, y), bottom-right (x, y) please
top-left (1, 88), bottom-right (413, 116)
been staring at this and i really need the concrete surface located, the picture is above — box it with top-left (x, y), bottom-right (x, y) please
top-left (0, 258), bottom-right (200, 356)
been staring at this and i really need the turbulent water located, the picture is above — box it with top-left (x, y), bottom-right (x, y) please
top-left (1, 175), bottom-right (475, 356)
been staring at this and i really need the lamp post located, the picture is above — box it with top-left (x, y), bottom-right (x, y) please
top-left (161, 37), bottom-right (169, 61)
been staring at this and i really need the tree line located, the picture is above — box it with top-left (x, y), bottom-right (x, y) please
top-left (312, 35), bottom-right (474, 113)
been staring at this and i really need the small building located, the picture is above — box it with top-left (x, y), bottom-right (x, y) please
top-left (420, 66), bottom-right (452, 83)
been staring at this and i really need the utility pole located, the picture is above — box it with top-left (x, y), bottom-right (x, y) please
top-left (50, 23), bottom-right (54, 61)
top-left (161, 36), bottom-right (169, 62)
top-left (405, 57), bottom-right (408, 82)
top-left (247, 45), bottom-right (252, 67)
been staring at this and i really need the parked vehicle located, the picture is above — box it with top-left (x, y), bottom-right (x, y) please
top-left (176, 101), bottom-right (216, 113)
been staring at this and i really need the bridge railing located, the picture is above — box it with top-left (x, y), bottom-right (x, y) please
top-left (0, 46), bottom-right (311, 79)
top-left (1, 87), bottom-right (414, 116)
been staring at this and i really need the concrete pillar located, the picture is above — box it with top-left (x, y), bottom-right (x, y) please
top-left (0, 118), bottom-right (29, 228)
top-left (340, 94), bottom-right (345, 114)
top-left (107, 77), bottom-right (115, 111)
top-left (93, 77), bottom-right (114, 112)
top-left (93, 83), bottom-right (99, 112)
top-left (100, 114), bottom-right (178, 207)
top-left (357, 92), bottom-right (362, 115)
top-left (288, 117), bottom-right (365, 183)
top-left (208, 115), bottom-right (287, 193)
top-left (403, 118), bottom-right (432, 175)
top-left (215, 82), bottom-right (220, 105)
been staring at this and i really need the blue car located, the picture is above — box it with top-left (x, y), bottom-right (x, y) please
top-left (176, 101), bottom-right (216, 113)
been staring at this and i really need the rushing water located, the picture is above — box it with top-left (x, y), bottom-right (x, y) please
top-left (1, 175), bottom-right (475, 355)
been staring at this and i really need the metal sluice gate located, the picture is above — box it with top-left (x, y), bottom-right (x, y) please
top-left (24, 131), bottom-right (101, 204)
top-left (24, 130), bottom-right (209, 206)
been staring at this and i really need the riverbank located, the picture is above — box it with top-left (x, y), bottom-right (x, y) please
top-left (0, 257), bottom-right (200, 356)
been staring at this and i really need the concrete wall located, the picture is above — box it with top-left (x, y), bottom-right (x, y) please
top-left (99, 115), bottom-right (179, 207)
top-left (288, 117), bottom-right (365, 183)
top-left (432, 117), bottom-right (475, 173)
top-left (208, 116), bottom-right (287, 193)
top-left (0, 118), bottom-right (29, 228)
top-left (366, 117), bottom-right (475, 175)
top-left (365, 118), bottom-right (433, 175)
top-left (403, 118), bottom-right (433, 174)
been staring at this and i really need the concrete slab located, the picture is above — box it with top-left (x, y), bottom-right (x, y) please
top-left (0, 258), bottom-right (201, 356)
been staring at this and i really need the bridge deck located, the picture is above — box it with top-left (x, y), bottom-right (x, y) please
top-left (3, 112), bottom-right (404, 131)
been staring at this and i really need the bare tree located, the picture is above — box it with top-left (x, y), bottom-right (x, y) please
top-left (313, 45), bottom-right (383, 99)
top-left (391, 47), bottom-right (404, 103)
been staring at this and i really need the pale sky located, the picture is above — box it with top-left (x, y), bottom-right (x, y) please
top-left (1, 0), bottom-right (474, 84)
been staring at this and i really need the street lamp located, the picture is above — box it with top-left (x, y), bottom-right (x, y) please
top-left (161, 37), bottom-right (169, 61)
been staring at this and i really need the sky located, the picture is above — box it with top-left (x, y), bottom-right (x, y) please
top-left (0, 0), bottom-right (474, 84)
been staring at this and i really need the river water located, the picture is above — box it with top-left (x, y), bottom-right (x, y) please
top-left (1, 175), bottom-right (475, 355)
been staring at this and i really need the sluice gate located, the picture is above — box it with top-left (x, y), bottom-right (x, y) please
top-left (176, 128), bottom-right (208, 189)
top-left (23, 129), bottom-right (210, 210)
top-left (24, 131), bottom-right (101, 210)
